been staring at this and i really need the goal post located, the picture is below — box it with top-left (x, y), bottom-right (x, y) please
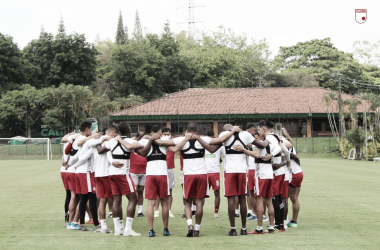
top-left (0, 138), bottom-right (51, 160)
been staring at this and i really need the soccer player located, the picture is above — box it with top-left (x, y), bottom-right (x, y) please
top-left (66, 121), bottom-right (101, 231)
top-left (129, 131), bottom-right (148, 217)
top-left (282, 128), bottom-right (303, 228)
top-left (134, 125), bottom-right (190, 237)
top-left (204, 130), bottom-right (225, 218)
top-left (101, 122), bottom-right (147, 236)
top-left (162, 127), bottom-right (176, 218)
top-left (245, 123), bottom-right (258, 220)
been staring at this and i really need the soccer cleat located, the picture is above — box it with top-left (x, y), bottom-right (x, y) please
top-left (163, 229), bottom-right (172, 236)
top-left (187, 225), bottom-right (194, 237)
top-left (247, 213), bottom-right (252, 217)
top-left (137, 213), bottom-right (145, 217)
top-left (124, 230), bottom-right (141, 237)
top-left (93, 225), bottom-right (101, 232)
top-left (79, 225), bottom-right (91, 231)
top-left (66, 223), bottom-right (72, 230)
top-left (154, 211), bottom-right (159, 218)
top-left (262, 215), bottom-right (268, 222)
top-left (240, 229), bottom-right (247, 235)
top-left (108, 212), bottom-right (113, 218)
top-left (192, 210), bottom-right (196, 217)
top-left (149, 230), bottom-right (156, 237)
top-left (247, 214), bottom-right (257, 220)
top-left (248, 229), bottom-right (264, 234)
top-left (100, 228), bottom-right (112, 234)
top-left (235, 214), bottom-right (240, 218)
top-left (193, 230), bottom-right (200, 237)
top-left (181, 213), bottom-right (186, 218)
top-left (169, 211), bottom-right (175, 218)
top-left (226, 230), bottom-right (238, 236)
top-left (288, 221), bottom-right (298, 228)
top-left (265, 229), bottom-right (275, 234)
top-left (114, 230), bottom-right (123, 236)
top-left (71, 223), bottom-right (80, 230)
top-left (214, 213), bottom-right (220, 218)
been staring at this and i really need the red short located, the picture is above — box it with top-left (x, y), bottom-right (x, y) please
top-left (290, 172), bottom-right (303, 188)
top-left (145, 175), bottom-right (169, 200)
top-left (67, 173), bottom-right (76, 193)
top-left (255, 177), bottom-right (273, 198)
top-left (207, 173), bottom-right (220, 191)
top-left (76, 173), bottom-right (92, 194)
top-left (61, 172), bottom-right (69, 191)
top-left (109, 174), bottom-right (135, 196)
top-left (282, 180), bottom-right (289, 198)
top-left (89, 172), bottom-right (96, 194)
top-left (224, 172), bottom-right (247, 197)
top-left (247, 170), bottom-right (256, 191)
top-left (183, 174), bottom-right (208, 199)
top-left (95, 176), bottom-right (113, 199)
top-left (273, 174), bottom-right (285, 196)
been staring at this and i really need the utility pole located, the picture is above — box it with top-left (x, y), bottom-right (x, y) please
top-left (177, 0), bottom-right (204, 35)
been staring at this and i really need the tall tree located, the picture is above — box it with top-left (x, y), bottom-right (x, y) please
top-left (124, 25), bottom-right (129, 40)
top-left (58, 15), bottom-right (65, 34)
top-left (115, 11), bottom-right (126, 45)
top-left (0, 33), bottom-right (25, 96)
top-left (133, 10), bottom-right (143, 40)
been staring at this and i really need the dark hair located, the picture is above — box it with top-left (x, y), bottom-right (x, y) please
top-left (151, 125), bottom-right (161, 133)
top-left (187, 122), bottom-right (198, 132)
top-left (118, 122), bottom-right (130, 135)
top-left (257, 120), bottom-right (273, 129)
top-left (106, 125), bottom-right (118, 134)
top-left (80, 121), bottom-right (92, 132)
top-left (135, 132), bottom-right (144, 139)
top-left (206, 130), bottom-right (214, 136)
top-left (246, 122), bottom-right (256, 130)
top-left (162, 127), bottom-right (171, 133)
top-left (254, 132), bottom-right (260, 136)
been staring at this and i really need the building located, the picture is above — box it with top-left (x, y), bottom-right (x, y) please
top-left (111, 87), bottom-right (369, 137)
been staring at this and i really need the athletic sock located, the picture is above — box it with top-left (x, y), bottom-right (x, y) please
top-left (100, 219), bottom-right (107, 230)
top-left (214, 206), bottom-right (219, 213)
top-left (125, 217), bottom-right (133, 232)
top-left (195, 224), bottom-right (201, 231)
top-left (192, 204), bottom-right (196, 211)
top-left (186, 219), bottom-right (193, 226)
top-left (242, 228), bottom-right (246, 230)
top-left (118, 219), bottom-right (124, 231)
top-left (113, 217), bottom-right (120, 232)
top-left (230, 227), bottom-right (236, 232)
top-left (235, 209), bottom-right (239, 215)
top-left (138, 205), bottom-right (143, 214)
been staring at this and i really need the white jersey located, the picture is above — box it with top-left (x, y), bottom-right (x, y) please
top-left (173, 136), bottom-right (211, 175)
top-left (253, 141), bottom-right (274, 179)
top-left (60, 142), bottom-right (69, 172)
top-left (105, 137), bottom-right (138, 175)
top-left (290, 147), bottom-right (302, 174)
top-left (67, 135), bottom-right (90, 174)
top-left (71, 139), bottom-right (94, 173)
top-left (205, 146), bottom-right (225, 173)
top-left (266, 133), bottom-right (285, 176)
top-left (248, 145), bottom-right (258, 170)
top-left (220, 131), bottom-right (254, 173)
top-left (66, 135), bottom-right (77, 174)
top-left (87, 136), bottom-right (110, 177)
top-left (140, 138), bottom-right (168, 176)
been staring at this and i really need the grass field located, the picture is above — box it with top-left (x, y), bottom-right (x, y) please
top-left (1, 157), bottom-right (380, 249)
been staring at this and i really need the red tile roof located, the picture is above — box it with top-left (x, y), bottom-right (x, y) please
top-left (112, 87), bottom-right (369, 116)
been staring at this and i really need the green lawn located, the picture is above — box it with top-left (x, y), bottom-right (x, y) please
top-left (0, 157), bottom-right (379, 249)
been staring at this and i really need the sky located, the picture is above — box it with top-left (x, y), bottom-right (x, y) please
top-left (0, 0), bottom-right (379, 57)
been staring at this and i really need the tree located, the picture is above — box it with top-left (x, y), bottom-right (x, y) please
top-left (58, 15), bottom-right (65, 34)
top-left (115, 11), bottom-right (126, 45)
top-left (133, 10), bottom-right (143, 40)
top-left (0, 33), bottom-right (24, 96)
top-left (353, 40), bottom-right (380, 84)
top-left (124, 26), bottom-right (129, 40)
top-left (274, 38), bottom-right (364, 92)
top-left (22, 21), bottom-right (98, 88)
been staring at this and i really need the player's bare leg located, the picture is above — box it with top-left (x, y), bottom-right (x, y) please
top-left (160, 196), bottom-right (171, 235)
top-left (238, 194), bottom-right (247, 230)
top-left (154, 197), bottom-right (160, 217)
top-left (123, 192), bottom-right (140, 236)
top-left (234, 196), bottom-right (239, 217)
top-left (289, 186), bottom-right (301, 226)
top-left (108, 198), bottom-right (113, 217)
top-left (214, 190), bottom-right (220, 217)
top-left (147, 199), bottom-right (156, 231)
top-left (184, 198), bottom-right (194, 237)
top-left (194, 198), bottom-right (205, 236)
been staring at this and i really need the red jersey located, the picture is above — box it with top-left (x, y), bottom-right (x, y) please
top-left (130, 151), bottom-right (147, 174)
top-left (180, 153), bottom-right (183, 171)
top-left (166, 151), bottom-right (175, 169)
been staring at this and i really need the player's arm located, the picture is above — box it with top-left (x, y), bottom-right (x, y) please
top-left (192, 134), bottom-right (222, 153)
top-left (77, 133), bottom-right (102, 147)
top-left (263, 135), bottom-right (281, 161)
top-left (167, 133), bottom-right (192, 153)
top-left (154, 139), bottom-right (176, 147)
top-left (252, 139), bottom-right (269, 149)
top-left (88, 136), bottom-right (110, 148)
top-left (290, 153), bottom-right (301, 166)
top-left (209, 127), bottom-right (242, 145)
top-left (67, 148), bottom-right (80, 167)
top-left (114, 135), bottom-right (143, 150)
top-left (233, 144), bottom-right (260, 158)
top-left (72, 147), bottom-right (92, 169)
top-left (134, 135), bottom-right (158, 157)
top-left (273, 155), bottom-right (287, 170)
top-left (61, 131), bottom-right (76, 143)
top-left (106, 151), bottom-right (124, 168)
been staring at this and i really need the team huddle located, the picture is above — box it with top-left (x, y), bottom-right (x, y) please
top-left (59, 120), bottom-right (303, 237)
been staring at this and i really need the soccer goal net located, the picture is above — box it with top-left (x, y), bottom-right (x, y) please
top-left (0, 138), bottom-right (52, 160)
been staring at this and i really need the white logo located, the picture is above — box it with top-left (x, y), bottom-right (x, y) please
top-left (216, 180), bottom-right (219, 187)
